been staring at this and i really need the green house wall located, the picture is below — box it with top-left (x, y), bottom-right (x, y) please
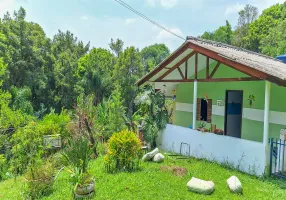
top-left (173, 64), bottom-right (286, 142)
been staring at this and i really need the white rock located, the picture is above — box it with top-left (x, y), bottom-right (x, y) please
top-left (142, 148), bottom-right (159, 162)
top-left (227, 176), bottom-right (243, 193)
top-left (187, 177), bottom-right (215, 195)
top-left (152, 153), bottom-right (164, 163)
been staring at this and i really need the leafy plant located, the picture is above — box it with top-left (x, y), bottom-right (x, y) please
top-left (24, 161), bottom-right (55, 199)
top-left (0, 154), bottom-right (8, 180)
top-left (104, 130), bottom-right (142, 173)
top-left (62, 136), bottom-right (92, 184)
top-left (96, 89), bottom-right (127, 140)
top-left (10, 121), bottom-right (44, 175)
top-left (135, 85), bottom-right (168, 148)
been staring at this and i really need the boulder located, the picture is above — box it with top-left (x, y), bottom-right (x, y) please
top-left (227, 176), bottom-right (243, 194)
top-left (142, 148), bottom-right (159, 162)
top-left (153, 153), bottom-right (165, 163)
top-left (187, 177), bottom-right (215, 195)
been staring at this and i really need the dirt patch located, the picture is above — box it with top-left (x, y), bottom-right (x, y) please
top-left (160, 166), bottom-right (187, 177)
top-left (172, 167), bottom-right (187, 177)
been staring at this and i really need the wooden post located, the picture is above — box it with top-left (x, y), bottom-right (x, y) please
top-left (206, 57), bottom-right (209, 79)
top-left (185, 61), bottom-right (188, 79)
top-left (195, 53), bottom-right (198, 80)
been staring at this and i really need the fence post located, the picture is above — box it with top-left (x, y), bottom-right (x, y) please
top-left (270, 138), bottom-right (273, 175)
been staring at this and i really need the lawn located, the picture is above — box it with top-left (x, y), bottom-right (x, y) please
top-left (1, 154), bottom-right (286, 200)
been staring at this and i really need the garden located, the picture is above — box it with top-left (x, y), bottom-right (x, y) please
top-left (1, 72), bottom-right (286, 199)
top-left (1, 4), bottom-right (286, 199)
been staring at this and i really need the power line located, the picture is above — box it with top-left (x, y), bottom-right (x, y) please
top-left (114, 0), bottom-right (185, 40)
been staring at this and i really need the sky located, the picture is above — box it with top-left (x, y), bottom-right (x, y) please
top-left (0, 0), bottom-right (284, 51)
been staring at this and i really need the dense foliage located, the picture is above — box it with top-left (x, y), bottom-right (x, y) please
top-left (104, 130), bottom-right (142, 173)
top-left (201, 2), bottom-right (286, 57)
top-left (24, 161), bottom-right (55, 199)
top-left (135, 85), bottom-right (169, 147)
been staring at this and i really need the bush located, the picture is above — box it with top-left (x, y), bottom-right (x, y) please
top-left (97, 142), bottom-right (107, 156)
top-left (104, 130), bottom-right (142, 173)
top-left (0, 154), bottom-right (8, 180)
top-left (10, 121), bottom-right (44, 174)
top-left (24, 161), bottom-right (55, 199)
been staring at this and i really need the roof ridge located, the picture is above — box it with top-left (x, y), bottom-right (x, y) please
top-left (186, 36), bottom-right (283, 63)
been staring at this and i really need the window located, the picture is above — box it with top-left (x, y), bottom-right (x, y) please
top-left (196, 98), bottom-right (212, 123)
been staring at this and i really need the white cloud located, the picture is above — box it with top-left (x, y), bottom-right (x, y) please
top-left (124, 18), bottom-right (137, 25)
top-left (160, 0), bottom-right (177, 8)
top-left (146, 0), bottom-right (156, 7)
top-left (225, 3), bottom-right (245, 16)
top-left (146, 0), bottom-right (178, 9)
top-left (0, 0), bottom-right (16, 15)
top-left (80, 15), bottom-right (89, 20)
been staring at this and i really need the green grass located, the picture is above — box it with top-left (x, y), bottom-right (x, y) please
top-left (1, 155), bottom-right (286, 199)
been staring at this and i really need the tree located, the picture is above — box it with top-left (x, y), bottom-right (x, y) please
top-left (140, 44), bottom-right (170, 73)
top-left (237, 4), bottom-right (258, 28)
top-left (113, 46), bottom-right (143, 115)
top-left (0, 7), bottom-right (53, 111)
top-left (201, 21), bottom-right (233, 44)
top-left (109, 38), bottom-right (124, 57)
top-left (233, 5), bottom-right (258, 48)
top-left (260, 19), bottom-right (286, 57)
top-left (75, 48), bottom-right (115, 106)
top-left (51, 30), bottom-right (90, 111)
top-left (244, 3), bottom-right (285, 52)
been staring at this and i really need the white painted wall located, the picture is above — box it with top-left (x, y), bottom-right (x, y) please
top-left (175, 102), bottom-right (286, 126)
top-left (157, 124), bottom-right (266, 176)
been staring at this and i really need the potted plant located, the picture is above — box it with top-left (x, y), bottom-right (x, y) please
top-left (62, 136), bottom-right (95, 199)
top-left (197, 121), bottom-right (208, 132)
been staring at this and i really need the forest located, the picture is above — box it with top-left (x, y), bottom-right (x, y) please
top-left (0, 2), bottom-right (286, 199)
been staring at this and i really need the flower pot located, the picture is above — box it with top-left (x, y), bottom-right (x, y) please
top-left (74, 180), bottom-right (95, 198)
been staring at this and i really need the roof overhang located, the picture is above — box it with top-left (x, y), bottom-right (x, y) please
top-left (136, 37), bottom-right (286, 87)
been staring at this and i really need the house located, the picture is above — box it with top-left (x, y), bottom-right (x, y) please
top-left (136, 37), bottom-right (286, 176)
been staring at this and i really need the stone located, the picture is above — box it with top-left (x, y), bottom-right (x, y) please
top-left (227, 176), bottom-right (243, 194)
top-left (153, 153), bottom-right (165, 163)
top-left (142, 148), bottom-right (159, 162)
top-left (187, 177), bottom-right (215, 195)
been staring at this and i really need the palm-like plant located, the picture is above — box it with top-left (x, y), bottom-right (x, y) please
top-left (62, 136), bottom-right (92, 176)
top-left (135, 85), bottom-right (168, 147)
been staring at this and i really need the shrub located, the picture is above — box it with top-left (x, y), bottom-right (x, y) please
top-left (24, 161), bottom-right (55, 199)
top-left (47, 152), bottom-right (67, 169)
top-left (97, 142), bottom-right (107, 156)
top-left (10, 121), bottom-right (44, 174)
top-left (104, 130), bottom-right (142, 173)
top-left (0, 154), bottom-right (8, 180)
top-left (38, 110), bottom-right (70, 141)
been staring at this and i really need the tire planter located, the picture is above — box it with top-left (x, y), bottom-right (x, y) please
top-left (74, 180), bottom-right (95, 199)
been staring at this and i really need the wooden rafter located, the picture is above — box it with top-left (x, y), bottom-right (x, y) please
top-left (195, 53), bottom-right (198, 80)
top-left (206, 57), bottom-right (209, 79)
top-left (156, 77), bottom-right (261, 83)
top-left (156, 51), bottom-right (197, 81)
top-left (185, 61), bottom-right (188, 79)
top-left (209, 62), bottom-right (221, 79)
top-left (188, 43), bottom-right (270, 80)
top-left (177, 67), bottom-right (184, 79)
top-left (137, 42), bottom-right (190, 86)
